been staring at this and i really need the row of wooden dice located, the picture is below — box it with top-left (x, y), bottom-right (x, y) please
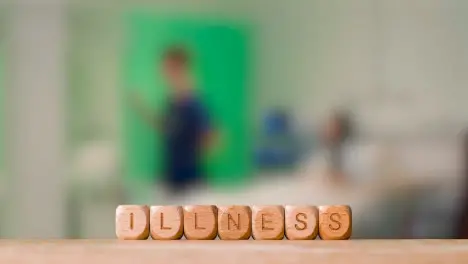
top-left (116, 205), bottom-right (352, 240)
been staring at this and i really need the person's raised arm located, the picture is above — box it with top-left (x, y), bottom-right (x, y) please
top-left (129, 91), bottom-right (164, 132)
top-left (196, 103), bottom-right (221, 154)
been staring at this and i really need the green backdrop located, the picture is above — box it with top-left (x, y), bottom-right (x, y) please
top-left (123, 14), bottom-right (253, 188)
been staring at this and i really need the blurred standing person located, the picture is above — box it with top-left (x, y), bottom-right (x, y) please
top-left (131, 46), bottom-right (217, 197)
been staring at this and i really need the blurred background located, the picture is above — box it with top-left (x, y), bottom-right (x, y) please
top-left (1, 0), bottom-right (468, 239)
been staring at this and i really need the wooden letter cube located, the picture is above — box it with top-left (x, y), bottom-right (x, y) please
top-left (150, 206), bottom-right (184, 240)
top-left (318, 205), bottom-right (352, 240)
top-left (115, 205), bottom-right (150, 240)
top-left (285, 205), bottom-right (318, 240)
top-left (183, 205), bottom-right (218, 240)
top-left (252, 205), bottom-right (284, 240)
top-left (218, 205), bottom-right (252, 240)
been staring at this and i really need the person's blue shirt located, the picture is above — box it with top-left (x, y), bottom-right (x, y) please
top-left (162, 94), bottom-right (210, 190)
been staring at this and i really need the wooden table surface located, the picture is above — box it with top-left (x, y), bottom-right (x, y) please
top-left (0, 240), bottom-right (467, 264)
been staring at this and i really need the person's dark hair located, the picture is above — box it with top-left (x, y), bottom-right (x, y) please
top-left (162, 45), bottom-right (190, 65)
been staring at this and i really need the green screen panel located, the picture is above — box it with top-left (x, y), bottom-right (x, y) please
top-left (123, 15), bottom-right (253, 188)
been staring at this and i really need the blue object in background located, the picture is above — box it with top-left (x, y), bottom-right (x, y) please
top-left (265, 109), bottom-right (289, 135)
top-left (255, 108), bottom-right (300, 169)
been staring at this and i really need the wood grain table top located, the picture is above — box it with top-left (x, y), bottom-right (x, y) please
top-left (0, 240), bottom-right (467, 264)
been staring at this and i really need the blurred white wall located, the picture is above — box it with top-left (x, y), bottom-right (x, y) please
top-left (252, 0), bottom-right (468, 138)
top-left (4, 0), bottom-right (67, 238)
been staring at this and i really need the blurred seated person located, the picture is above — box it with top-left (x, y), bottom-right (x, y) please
top-left (319, 109), bottom-right (354, 184)
top-left (300, 109), bottom-right (419, 190)
top-left (299, 109), bottom-right (380, 186)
